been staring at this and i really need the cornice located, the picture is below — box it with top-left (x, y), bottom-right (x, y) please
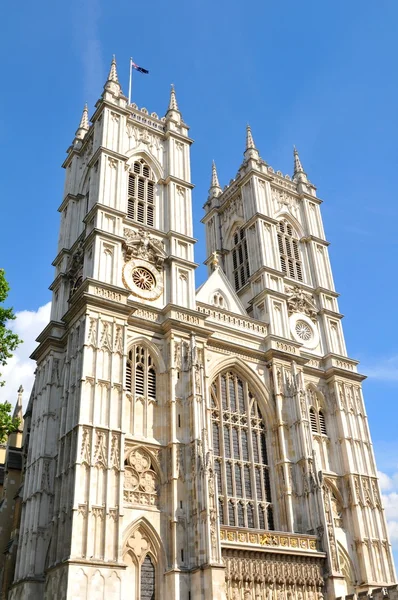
top-left (163, 129), bottom-right (194, 145)
top-left (87, 146), bottom-right (128, 169)
top-left (58, 193), bottom-right (85, 213)
top-left (159, 174), bottom-right (195, 190)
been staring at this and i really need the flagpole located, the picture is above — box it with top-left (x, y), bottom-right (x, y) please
top-left (128, 57), bottom-right (133, 104)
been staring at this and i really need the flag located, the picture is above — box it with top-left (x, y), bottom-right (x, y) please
top-left (131, 60), bottom-right (149, 75)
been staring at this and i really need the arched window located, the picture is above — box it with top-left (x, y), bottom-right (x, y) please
top-left (277, 220), bottom-right (303, 282)
top-left (211, 371), bottom-right (274, 530)
top-left (232, 228), bottom-right (250, 291)
top-left (126, 345), bottom-right (156, 400)
top-left (308, 390), bottom-right (328, 436)
top-left (128, 160), bottom-right (155, 227)
top-left (140, 554), bottom-right (155, 600)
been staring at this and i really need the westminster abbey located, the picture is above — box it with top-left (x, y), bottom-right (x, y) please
top-left (5, 57), bottom-right (397, 600)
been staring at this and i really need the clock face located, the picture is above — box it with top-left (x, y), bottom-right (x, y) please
top-left (123, 259), bottom-right (163, 300)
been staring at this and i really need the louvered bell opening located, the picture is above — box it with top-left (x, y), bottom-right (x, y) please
top-left (234, 232), bottom-right (239, 245)
top-left (128, 174), bottom-right (135, 197)
top-left (147, 182), bottom-right (154, 204)
top-left (296, 262), bottom-right (303, 281)
top-left (240, 266), bottom-right (245, 286)
top-left (138, 178), bottom-right (145, 200)
top-left (127, 198), bottom-right (135, 220)
top-left (319, 411), bottom-right (327, 435)
top-left (279, 221), bottom-right (285, 233)
top-left (148, 368), bottom-right (156, 399)
top-left (147, 205), bottom-right (154, 227)
top-left (137, 202), bottom-right (145, 224)
top-left (126, 361), bottom-right (132, 392)
top-left (293, 239), bottom-right (300, 261)
top-left (143, 165), bottom-right (150, 178)
top-left (234, 270), bottom-right (239, 291)
top-left (288, 259), bottom-right (295, 278)
top-left (280, 256), bottom-right (287, 274)
top-left (232, 249), bottom-right (238, 270)
top-left (135, 364), bottom-right (145, 396)
top-left (134, 162), bottom-right (141, 174)
top-left (310, 408), bottom-right (318, 433)
top-left (286, 238), bottom-right (292, 258)
top-left (286, 224), bottom-right (293, 236)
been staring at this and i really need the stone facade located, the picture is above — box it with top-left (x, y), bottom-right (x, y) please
top-left (8, 58), bottom-right (396, 599)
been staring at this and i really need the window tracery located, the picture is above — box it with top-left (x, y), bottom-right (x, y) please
top-left (126, 345), bottom-right (156, 400)
top-left (128, 160), bottom-right (155, 227)
top-left (277, 220), bottom-right (303, 282)
top-left (211, 371), bottom-right (274, 530)
top-left (232, 228), bottom-right (250, 291)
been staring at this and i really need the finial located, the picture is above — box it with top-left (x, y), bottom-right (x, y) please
top-left (80, 103), bottom-right (89, 130)
top-left (210, 251), bottom-right (220, 271)
top-left (211, 160), bottom-right (220, 188)
top-left (108, 55), bottom-right (119, 83)
top-left (168, 83), bottom-right (179, 112)
top-left (75, 103), bottom-right (90, 140)
top-left (246, 124), bottom-right (256, 150)
top-left (293, 145), bottom-right (306, 178)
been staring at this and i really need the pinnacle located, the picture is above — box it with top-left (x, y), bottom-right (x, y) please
top-left (168, 83), bottom-right (179, 112)
top-left (293, 146), bottom-right (305, 176)
top-left (107, 55), bottom-right (119, 83)
top-left (210, 160), bottom-right (221, 190)
top-left (246, 124), bottom-right (256, 150)
top-left (79, 103), bottom-right (89, 131)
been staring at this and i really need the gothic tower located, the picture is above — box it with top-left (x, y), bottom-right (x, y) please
top-left (10, 59), bottom-right (396, 600)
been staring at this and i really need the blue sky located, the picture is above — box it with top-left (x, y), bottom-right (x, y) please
top-left (1, 0), bottom-right (398, 571)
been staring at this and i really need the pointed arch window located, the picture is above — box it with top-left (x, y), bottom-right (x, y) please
top-left (277, 220), bottom-right (303, 282)
top-left (140, 554), bottom-right (155, 600)
top-left (210, 371), bottom-right (274, 530)
top-left (232, 227), bottom-right (250, 291)
top-left (308, 390), bottom-right (328, 436)
top-left (126, 345), bottom-right (157, 400)
top-left (128, 160), bottom-right (155, 227)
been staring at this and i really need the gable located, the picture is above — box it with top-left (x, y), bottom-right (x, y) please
top-left (196, 267), bottom-right (247, 316)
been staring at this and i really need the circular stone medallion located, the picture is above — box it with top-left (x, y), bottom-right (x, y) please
top-left (289, 313), bottom-right (319, 349)
top-left (123, 259), bottom-right (163, 300)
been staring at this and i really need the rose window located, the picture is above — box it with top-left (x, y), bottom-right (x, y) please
top-left (132, 267), bottom-right (156, 291)
top-left (295, 320), bottom-right (312, 341)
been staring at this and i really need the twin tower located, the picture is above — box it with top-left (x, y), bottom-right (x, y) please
top-left (8, 57), bottom-right (396, 600)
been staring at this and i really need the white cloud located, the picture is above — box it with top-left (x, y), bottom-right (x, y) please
top-left (0, 302), bottom-right (51, 409)
top-left (378, 469), bottom-right (398, 549)
top-left (362, 355), bottom-right (398, 382)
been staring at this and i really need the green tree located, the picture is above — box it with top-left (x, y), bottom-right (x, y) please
top-left (0, 269), bottom-right (22, 385)
top-left (0, 401), bottom-right (20, 443)
top-left (0, 269), bottom-right (22, 441)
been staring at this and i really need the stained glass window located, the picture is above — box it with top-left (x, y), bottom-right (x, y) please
top-left (210, 371), bottom-right (274, 530)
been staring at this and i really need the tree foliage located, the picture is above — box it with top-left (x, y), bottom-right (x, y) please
top-left (0, 269), bottom-right (22, 386)
top-left (0, 401), bottom-right (20, 444)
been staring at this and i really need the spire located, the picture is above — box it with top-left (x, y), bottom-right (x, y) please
top-left (108, 55), bottom-right (119, 83)
top-left (293, 146), bottom-right (304, 175)
top-left (168, 84), bottom-right (179, 112)
top-left (12, 385), bottom-right (24, 429)
top-left (246, 124), bottom-right (256, 150)
top-left (293, 146), bottom-right (308, 182)
top-left (208, 160), bottom-right (222, 198)
top-left (75, 103), bottom-right (89, 140)
top-left (103, 55), bottom-right (122, 96)
top-left (244, 124), bottom-right (259, 161)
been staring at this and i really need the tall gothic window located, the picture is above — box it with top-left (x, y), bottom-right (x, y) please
top-left (232, 228), bottom-right (250, 291)
top-left (308, 390), bottom-right (327, 436)
top-left (211, 371), bottom-right (274, 530)
top-left (128, 160), bottom-right (155, 227)
top-left (126, 345), bottom-right (156, 399)
top-left (140, 554), bottom-right (155, 600)
top-left (277, 220), bottom-right (303, 281)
